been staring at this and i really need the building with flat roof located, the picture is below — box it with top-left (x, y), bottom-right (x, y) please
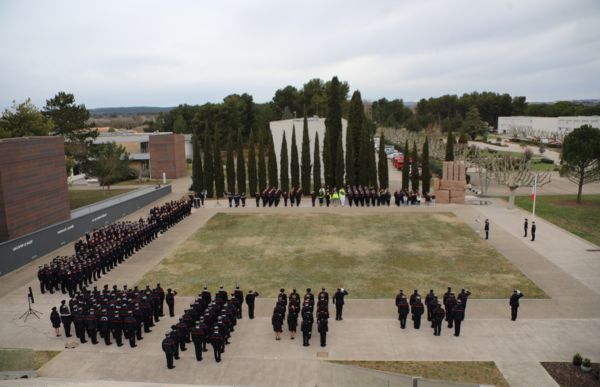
top-left (498, 116), bottom-right (600, 138)
top-left (270, 117), bottom-right (348, 182)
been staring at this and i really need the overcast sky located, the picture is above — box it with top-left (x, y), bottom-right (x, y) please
top-left (1, 0), bottom-right (599, 109)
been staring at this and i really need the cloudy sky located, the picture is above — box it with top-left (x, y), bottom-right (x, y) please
top-left (1, 0), bottom-right (599, 109)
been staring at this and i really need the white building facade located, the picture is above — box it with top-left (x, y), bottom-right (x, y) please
top-left (498, 116), bottom-right (600, 139)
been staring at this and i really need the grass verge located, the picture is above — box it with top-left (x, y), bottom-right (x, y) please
top-left (0, 348), bottom-right (61, 371)
top-left (69, 189), bottom-right (135, 209)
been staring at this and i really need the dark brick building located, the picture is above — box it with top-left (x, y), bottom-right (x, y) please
top-left (0, 136), bottom-right (70, 242)
top-left (149, 133), bottom-right (186, 179)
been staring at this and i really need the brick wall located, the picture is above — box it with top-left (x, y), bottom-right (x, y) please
top-left (149, 133), bottom-right (186, 179)
top-left (0, 136), bottom-right (70, 241)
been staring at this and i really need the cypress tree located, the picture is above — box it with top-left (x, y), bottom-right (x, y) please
top-left (422, 136), bottom-right (430, 194)
top-left (191, 133), bottom-right (204, 192)
top-left (267, 127), bottom-right (278, 188)
top-left (236, 127), bottom-right (247, 194)
top-left (290, 125), bottom-right (300, 189)
top-left (203, 127), bottom-right (214, 197)
top-left (401, 140), bottom-right (409, 191)
top-left (213, 125), bottom-right (225, 198)
top-left (324, 76), bottom-right (342, 187)
top-left (445, 130), bottom-right (455, 161)
top-left (257, 127), bottom-right (267, 191)
top-left (300, 111), bottom-right (311, 192)
top-left (280, 132), bottom-right (289, 191)
top-left (377, 133), bottom-right (388, 189)
top-left (368, 135), bottom-right (378, 189)
top-left (357, 124), bottom-right (370, 187)
top-left (226, 131), bottom-right (236, 193)
top-left (313, 132), bottom-right (321, 190)
top-left (411, 141), bottom-right (419, 192)
top-left (346, 90), bottom-right (364, 186)
top-left (247, 129), bottom-right (257, 194)
top-left (335, 133), bottom-right (344, 188)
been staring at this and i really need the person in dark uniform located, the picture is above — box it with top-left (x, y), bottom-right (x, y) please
top-left (59, 300), bottom-right (72, 337)
top-left (432, 304), bottom-right (445, 336)
top-left (301, 317), bottom-right (312, 347)
top-left (245, 290), bottom-right (258, 319)
top-left (233, 286), bottom-right (244, 319)
top-left (333, 288), bottom-right (348, 320)
top-left (453, 300), bottom-right (465, 336)
top-left (272, 310), bottom-right (284, 340)
top-left (162, 333), bottom-right (177, 369)
top-left (411, 296), bottom-right (424, 329)
top-left (317, 312), bottom-right (328, 347)
top-left (457, 289), bottom-right (472, 316)
top-left (73, 307), bottom-right (87, 343)
top-left (531, 221), bottom-right (536, 241)
top-left (124, 311), bottom-right (137, 347)
top-left (311, 191), bottom-right (317, 207)
top-left (241, 192), bottom-right (246, 207)
top-left (50, 307), bottom-right (61, 337)
top-left (287, 304), bottom-right (298, 340)
top-left (484, 219), bottom-right (490, 240)
top-left (166, 288), bottom-right (177, 317)
top-left (110, 312), bottom-right (123, 347)
top-left (85, 310), bottom-right (98, 344)
top-left (175, 318), bottom-right (188, 351)
top-left (509, 290), bottom-right (523, 321)
top-left (395, 291), bottom-right (409, 329)
top-left (424, 290), bottom-right (436, 322)
top-left (523, 218), bottom-right (528, 238)
top-left (191, 321), bottom-right (205, 361)
top-left (210, 326), bottom-right (224, 362)
top-left (99, 310), bottom-right (111, 345)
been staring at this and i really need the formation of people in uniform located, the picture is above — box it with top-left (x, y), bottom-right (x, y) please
top-left (395, 287), bottom-right (471, 337)
top-left (253, 187), bottom-right (304, 208)
top-left (49, 283), bottom-right (172, 348)
top-left (37, 198), bottom-right (192, 296)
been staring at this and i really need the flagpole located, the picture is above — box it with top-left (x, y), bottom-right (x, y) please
top-left (532, 174), bottom-right (537, 221)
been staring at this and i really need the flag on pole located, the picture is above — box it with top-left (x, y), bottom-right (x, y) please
top-left (531, 175), bottom-right (537, 201)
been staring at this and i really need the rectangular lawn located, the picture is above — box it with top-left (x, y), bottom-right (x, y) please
top-left (139, 212), bottom-right (544, 298)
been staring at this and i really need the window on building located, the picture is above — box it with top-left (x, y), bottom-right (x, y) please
top-left (140, 141), bottom-right (149, 153)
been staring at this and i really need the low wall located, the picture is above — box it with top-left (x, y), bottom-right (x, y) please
top-left (0, 185), bottom-right (172, 277)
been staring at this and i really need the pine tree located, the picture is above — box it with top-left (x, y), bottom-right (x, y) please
top-left (247, 129), bottom-right (257, 194)
top-left (257, 127), bottom-right (267, 191)
top-left (335, 133), bottom-right (344, 188)
top-left (213, 126), bottom-right (225, 198)
top-left (290, 125), bottom-right (300, 189)
top-left (346, 90), bottom-right (364, 186)
top-left (226, 131), bottom-right (236, 193)
top-left (236, 127), bottom-right (247, 194)
top-left (267, 127), bottom-right (278, 188)
top-left (411, 141), bottom-right (419, 192)
top-left (445, 130), bottom-right (455, 161)
top-left (377, 133), bottom-right (388, 189)
top-left (401, 140), bottom-right (409, 191)
top-left (422, 136), bottom-right (430, 194)
top-left (313, 132), bottom-right (321, 191)
top-left (280, 132), bottom-right (289, 191)
top-left (324, 76), bottom-right (343, 187)
top-left (301, 111), bottom-right (311, 192)
top-left (191, 134), bottom-right (204, 192)
top-left (203, 127), bottom-right (214, 197)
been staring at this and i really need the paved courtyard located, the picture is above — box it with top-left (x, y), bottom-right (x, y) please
top-left (1, 176), bottom-right (599, 387)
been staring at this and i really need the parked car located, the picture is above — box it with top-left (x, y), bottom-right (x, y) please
top-left (387, 151), bottom-right (402, 160)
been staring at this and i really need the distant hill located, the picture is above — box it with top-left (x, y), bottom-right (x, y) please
top-left (89, 106), bottom-right (174, 116)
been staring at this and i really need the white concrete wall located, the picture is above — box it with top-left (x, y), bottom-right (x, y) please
top-left (498, 116), bottom-right (600, 137)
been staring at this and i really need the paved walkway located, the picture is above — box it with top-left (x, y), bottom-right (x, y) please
top-left (1, 176), bottom-right (599, 386)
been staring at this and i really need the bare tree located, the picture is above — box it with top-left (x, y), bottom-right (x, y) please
top-left (492, 155), bottom-right (551, 209)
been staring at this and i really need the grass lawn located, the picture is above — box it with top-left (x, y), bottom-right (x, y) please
top-left (332, 361), bottom-right (510, 387)
top-left (0, 348), bottom-right (60, 371)
top-left (69, 189), bottom-right (135, 209)
top-left (139, 212), bottom-right (544, 298)
top-left (514, 194), bottom-right (600, 246)
top-left (114, 178), bottom-right (171, 186)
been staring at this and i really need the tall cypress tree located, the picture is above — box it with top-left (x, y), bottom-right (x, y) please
top-left (226, 131), bottom-right (236, 193)
top-left (410, 141), bottom-right (419, 192)
top-left (300, 111), bottom-right (311, 192)
top-left (445, 130), bottom-right (455, 161)
top-left (313, 132), bottom-right (321, 191)
top-left (422, 136), bottom-right (430, 194)
top-left (357, 123), bottom-right (370, 187)
top-left (368, 135), bottom-right (378, 189)
top-left (236, 127), bottom-right (246, 194)
top-left (401, 140), bottom-right (409, 191)
top-left (335, 134), bottom-right (344, 188)
top-left (191, 133), bottom-right (204, 192)
top-left (280, 132), bottom-right (289, 191)
top-left (267, 127), bottom-right (278, 188)
top-left (377, 133), bottom-right (388, 189)
top-left (203, 127), bottom-right (214, 197)
top-left (290, 125), bottom-right (300, 189)
top-left (257, 127), bottom-right (267, 191)
top-left (322, 129), bottom-right (330, 187)
top-left (213, 125), bottom-right (225, 198)
top-left (247, 129), bottom-right (257, 194)
top-left (324, 76), bottom-right (342, 187)
top-left (346, 90), bottom-right (364, 186)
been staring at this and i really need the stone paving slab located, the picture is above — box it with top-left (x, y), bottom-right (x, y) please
top-left (495, 361), bottom-right (559, 387)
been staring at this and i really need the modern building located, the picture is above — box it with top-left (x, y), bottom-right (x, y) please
top-left (498, 116), bottom-right (600, 138)
top-left (93, 132), bottom-right (188, 179)
top-left (269, 117), bottom-right (348, 180)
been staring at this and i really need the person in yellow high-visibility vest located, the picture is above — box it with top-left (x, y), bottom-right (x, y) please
top-left (338, 187), bottom-right (346, 207)
top-left (332, 189), bottom-right (340, 207)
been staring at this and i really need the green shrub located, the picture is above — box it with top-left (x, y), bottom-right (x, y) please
top-left (573, 353), bottom-right (583, 366)
top-left (540, 158), bottom-right (554, 164)
top-left (582, 358), bottom-right (591, 367)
